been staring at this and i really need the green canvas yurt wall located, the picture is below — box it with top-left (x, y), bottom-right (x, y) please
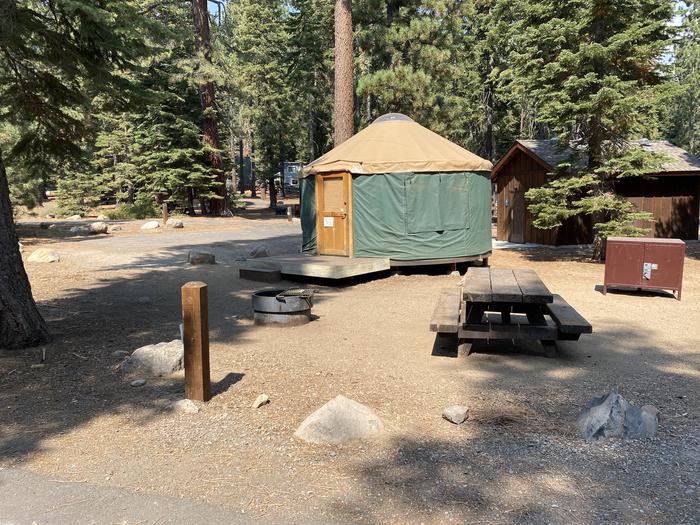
top-left (300, 171), bottom-right (492, 260)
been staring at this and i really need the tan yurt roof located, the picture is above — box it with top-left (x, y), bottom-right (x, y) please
top-left (301, 113), bottom-right (492, 177)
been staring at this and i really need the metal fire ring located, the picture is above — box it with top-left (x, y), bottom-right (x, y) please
top-left (252, 289), bottom-right (316, 326)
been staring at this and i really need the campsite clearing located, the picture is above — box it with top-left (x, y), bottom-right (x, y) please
top-left (1, 214), bottom-right (699, 524)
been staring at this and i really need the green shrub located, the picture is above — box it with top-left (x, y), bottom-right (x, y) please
top-left (106, 200), bottom-right (158, 220)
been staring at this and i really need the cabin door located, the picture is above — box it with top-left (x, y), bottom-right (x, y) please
top-left (316, 173), bottom-right (351, 256)
top-left (510, 190), bottom-right (525, 243)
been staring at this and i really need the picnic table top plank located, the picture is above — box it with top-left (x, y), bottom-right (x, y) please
top-left (462, 267), bottom-right (492, 302)
top-left (489, 268), bottom-right (523, 303)
top-left (512, 268), bottom-right (553, 304)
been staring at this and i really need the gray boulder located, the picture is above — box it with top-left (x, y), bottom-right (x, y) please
top-left (141, 220), bottom-right (160, 230)
top-left (88, 221), bottom-right (108, 234)
top-left (442, 405), bottom-right (469, 424)
top-left (120, 340), bottom-right (183, 377)
top-left (96, 214), bottom-right (107, 221)
top-left (27, 248), bottom-right (60, 263)
top-left (109, 225), bottom-right (123, 232)
top-left (577, 391), bottom-right (659, 440)
top-left (67, 214), bottom-right (82, 220)
top-left (247, 244), bottom-right (270, 259)
top-left (166, 218), bottom-right (184, 229)
top-left (188, 251), bottom-right (215, 265)
top-left (295, 395), bottom-right (384, 444)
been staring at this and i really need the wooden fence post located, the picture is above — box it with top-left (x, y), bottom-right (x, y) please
top-left (162, 202), bottom-right (169, 225)
top-left (181, 281), bottom-right (211, 402)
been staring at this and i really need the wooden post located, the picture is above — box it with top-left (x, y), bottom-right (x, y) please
top-left (162, 202), bottom-right (169, 226)
top-left (181, 282), bottom-right (211, 402)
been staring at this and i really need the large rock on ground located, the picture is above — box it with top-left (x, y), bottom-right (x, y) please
top-left (88, 221), bottom-right (108, 234)
top-left (295, 395), bottom-right (384, 444)
top-left (577, 391), bottom-right (659, 440)
top-left (27, 249), bottom-right (60, 263)
top-left (141, 220), bottom-right (160, 230)
top-left (120, 340), bottom-right (183, 377)
top-left (188, 251), bottom-right (215, 265)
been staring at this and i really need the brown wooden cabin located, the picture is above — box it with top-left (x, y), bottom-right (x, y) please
top-left (492, 139), bottom-right (700, 245)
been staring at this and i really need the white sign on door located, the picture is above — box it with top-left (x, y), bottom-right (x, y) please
top-left (323, 217), bottom-right (334, 228)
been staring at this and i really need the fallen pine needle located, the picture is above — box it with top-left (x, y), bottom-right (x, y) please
top-left (72, 352), bottom-right (88, 360)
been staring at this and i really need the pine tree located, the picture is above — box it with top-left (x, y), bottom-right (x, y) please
top-left (512, 0), bottom-right (675, 258)
top-left (230, 0), bottom-right (302, 206)
top-left (668, 1), bottom-right (700, 155)
top-left (0, 0), bottom-right (151, 349)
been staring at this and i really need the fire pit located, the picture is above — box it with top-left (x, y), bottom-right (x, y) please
top-left (252, 289), bottom-right (315, 326)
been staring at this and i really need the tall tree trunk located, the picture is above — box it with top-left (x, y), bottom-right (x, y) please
top-left (193, 0), bottom-right (226, 214)
top-left (481, 72), bottom-right (496, 162)
top-left (238, 138), bottom-right (244, 193)
top-left (0, 151), bottom-right (50, 349)
top-left (334, 0), bottom-right (354, 146)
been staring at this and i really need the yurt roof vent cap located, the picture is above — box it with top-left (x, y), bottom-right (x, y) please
top-left (373, 113), bottom-right (414, 123)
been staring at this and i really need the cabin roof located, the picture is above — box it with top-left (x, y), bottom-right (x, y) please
top-left (493, 139), bottom-right (700, 178)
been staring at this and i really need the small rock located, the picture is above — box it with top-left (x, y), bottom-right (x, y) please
top-left (188, 251), bottom-right (215, 265)
top-left (136, 296), bottom-right (151, 305)
top-left (295, 395), bottom-right (383, 444)
top-left (141, 220), bottom-right (160, 230)
top-left (247, 244), bottom-right (270, 259)
top-left (48, 224), bottom-right (58, 230)
top-left (624, 404), bottom-right (659, 439)
top-left (168, 399), bottom-right (200, 414)
top-left (166, 218), bottom-right (184, 229)
top-left (18, 242), bottom-right (23, 253)
top-left (111, 350), bottom-right (130, 358)
top-left (27, 248), bottom-right (60, 263)
top-left (109, 225), bottom-right (122, 232)
top-left (46, 213), bottom-right (56, 218)
top-left (88, 221), bottom-right (108, 234)
top-left (96, 214), bottom-right (107, 221)
top-left (120, 340), bottom-right (183, 377)
top-left (449, 270), bottom-right (461, 277)
top-left (130, 379), bottom-right (146, 387)
top-left (67, 214), bottom-right (82, 220)
top-left (253, 394), bottom-right (270, 408)
top-left (442, 405), bottom-right (469, 424)
top-left (69, 225), bottom-right (90, 235)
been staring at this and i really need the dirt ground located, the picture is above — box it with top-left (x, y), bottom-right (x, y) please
top-left (1, 211), bottom-right (699, 524)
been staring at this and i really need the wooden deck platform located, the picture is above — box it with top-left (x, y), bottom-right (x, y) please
top-left (239, 254), bottom-right (391, 280)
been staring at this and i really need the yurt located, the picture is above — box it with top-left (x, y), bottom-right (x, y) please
top-left (300, 113), bottom-right (493, 262)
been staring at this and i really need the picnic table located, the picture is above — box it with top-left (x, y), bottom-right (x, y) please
top-left (429, 267), bottom-right (592, 357)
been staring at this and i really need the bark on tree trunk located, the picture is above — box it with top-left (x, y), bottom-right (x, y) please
top-left (193, 0), bottom-right (226, 214)
top-left (0, 151), bottom-right (51, 349)
top-left (334, 0), bottom-right (354, 146)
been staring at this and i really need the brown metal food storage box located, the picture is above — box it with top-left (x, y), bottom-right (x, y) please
top-left (604, 237), bottom-right (685, 300)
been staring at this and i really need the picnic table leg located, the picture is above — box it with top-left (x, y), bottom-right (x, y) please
top-left (524, 305), bottom-right (558, 358)
top-left (457, 339), bottom-right (473, 356)
top-left (541, 340), bottom-right (558, 358)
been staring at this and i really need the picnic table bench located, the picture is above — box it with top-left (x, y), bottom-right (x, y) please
top-left (430, 267), bottom-right (592, 357)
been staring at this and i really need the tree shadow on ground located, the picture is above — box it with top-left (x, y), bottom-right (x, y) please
top-left (330, 324), bottom-right (699, 524)
top-left (0, 231), bottom-right (331, 466)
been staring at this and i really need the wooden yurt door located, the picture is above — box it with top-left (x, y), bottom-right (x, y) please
top-left (316, 173), bottom-right (352, 256)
